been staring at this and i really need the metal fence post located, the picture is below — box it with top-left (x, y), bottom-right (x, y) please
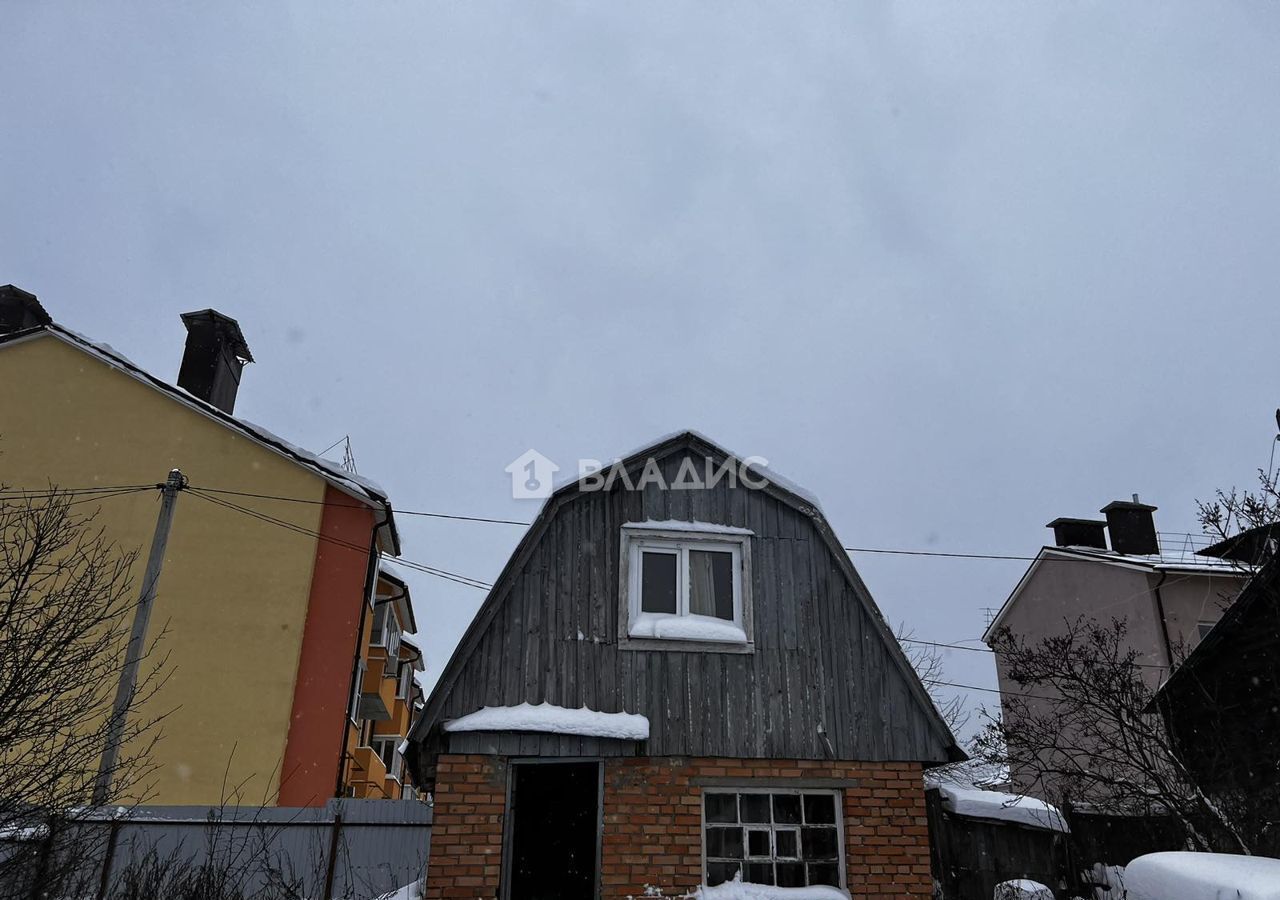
top-left (94, 819), bottom-right (122, 900)
top-left (322, 813), bottom-right (343, 899)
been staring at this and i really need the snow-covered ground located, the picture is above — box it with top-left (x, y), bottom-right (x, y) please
top-left (374, 880), bottom-right (422, 900)
top-left (442, 701), bottom-right (650, 740)
top-left (1125, 852), bottom-right (1280, 900)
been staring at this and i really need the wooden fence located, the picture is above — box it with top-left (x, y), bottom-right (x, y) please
top-left (925, 788), bottom-right (1071, 900)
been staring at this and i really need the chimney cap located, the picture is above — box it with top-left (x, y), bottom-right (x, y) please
top-left (0, 284), bottom-right (52, 327)
top-left (180, 309), bottom-right (253, 363)
top-left (1046, 517), bottom-right (1108, 528)
top-left (1101, 499), bottom-right (1157, 514)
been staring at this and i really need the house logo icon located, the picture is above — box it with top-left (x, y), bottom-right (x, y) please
top-left (505, 449), bottom-right (560, 500)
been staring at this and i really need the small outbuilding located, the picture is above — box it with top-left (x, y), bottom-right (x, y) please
top-left (407, 431), bottom-right (961, 899)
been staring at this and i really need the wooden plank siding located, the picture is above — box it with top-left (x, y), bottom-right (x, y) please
top-left (411, 433), bottom-right (959, 776)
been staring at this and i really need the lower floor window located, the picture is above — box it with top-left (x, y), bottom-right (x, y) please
top-left (703, 789), bottom-right (842, 888)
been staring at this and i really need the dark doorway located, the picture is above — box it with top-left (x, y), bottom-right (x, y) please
top-left (506, 761), bottom-right (601, 900)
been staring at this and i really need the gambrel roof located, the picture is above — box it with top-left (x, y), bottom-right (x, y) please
top-left (411, 430), bottom-right (962, 767)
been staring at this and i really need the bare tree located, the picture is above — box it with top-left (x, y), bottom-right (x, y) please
top-left (975, 617), bottom-right (1255, 854)
top-left (1197, 462), bottom-right (1280, 546)
top-left (896, 623), bottom-right (971, 737)
top-left (0, 486), bottom-right (169, 897)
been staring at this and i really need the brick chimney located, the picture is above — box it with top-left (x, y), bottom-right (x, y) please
top-left (1101, 498), bottom-right (1159, 556)
top-left (1046, 517), bottom-right (1108, 549)
top-left (177, 309), bottom-right (253, 415)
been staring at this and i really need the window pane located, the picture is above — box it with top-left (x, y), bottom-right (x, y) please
top-left (740, 794), bottom-right (771, 824)
top-left (689, 550), bottom-right (734, 620)
top-left (744, 863), bottom-right (775, 886)
top-left (801, 827), bottom-right (838, 861)
top-left (775, 829), bottom-right (798, 859)
top-left (641, 551), bottom-right (677, 614)
top-left (772, 794), bottom-right (801, 825)
top-left (370, 605), bottom-right (387, 644)
top-left (707, 863), bottom-right (740, 887)
top-left (776, 862), bottom-right (805, 887)
top-left (803, 793), bottom-right (836, 824)
top-left (807, 863), bottom-right (840, 887)
top-left (706, 793), bottom-right (738, 823)
top-left (706, 827), bottom-right (743, 859)
top-left (747, 829), bottom-right (770, 858)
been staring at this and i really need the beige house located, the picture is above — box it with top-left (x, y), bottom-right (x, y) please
top-left (983, 499), bottom-right (1248, 794)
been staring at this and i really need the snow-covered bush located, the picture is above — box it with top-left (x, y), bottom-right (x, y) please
top-left (993, 880), bottom-right (1053, 900)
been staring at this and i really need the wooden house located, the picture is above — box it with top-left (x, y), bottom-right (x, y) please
top-left (407, 431), bottom-right (961, 899)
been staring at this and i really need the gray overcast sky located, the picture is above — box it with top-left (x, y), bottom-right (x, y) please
top-left (5, 3), bottom-right (1280, 739)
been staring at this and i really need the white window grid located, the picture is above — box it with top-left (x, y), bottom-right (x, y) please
top-left (702, 787), bottom-right (845, 890)
top-left (627, 537), bottom-right (744, 626)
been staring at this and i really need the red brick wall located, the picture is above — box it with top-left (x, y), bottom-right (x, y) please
top-left (424, 755), bottom-right (507, 900)
top-left (426, 754), bottom-right (933, 900)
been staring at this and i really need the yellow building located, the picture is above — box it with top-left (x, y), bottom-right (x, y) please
top-left (0, 284), bottom-right (413, 807)
top-left (342, 562), bottom-right (426, 801)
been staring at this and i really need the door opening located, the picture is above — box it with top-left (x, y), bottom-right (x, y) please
top-left (506, 760), bottom-right (601, 900)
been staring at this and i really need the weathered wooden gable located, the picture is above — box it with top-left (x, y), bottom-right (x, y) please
top-left (415, 434), bottom-right (958, 769)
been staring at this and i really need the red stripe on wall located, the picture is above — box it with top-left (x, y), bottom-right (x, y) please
top-left (278, 485), bottom-right (375, 807)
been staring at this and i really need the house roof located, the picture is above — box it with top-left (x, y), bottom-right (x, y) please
top-left (1155, 554), bottom-right (1280, 703)
top-left (982, 544), bottom-right (1248, 644)
top-left (1196, 523), bottom-right (1280, 566)
top-left (411, 429), bottom-right (963, 761)
top-left (0, 320), bottom-right (400, 554)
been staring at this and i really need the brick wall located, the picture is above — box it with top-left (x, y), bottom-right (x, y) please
top-left (424, 755), bottom-right (507, 900)
top-left (426, 754), bottom-right (932, 900)
top-left (602, 758), bottom-right (932, 899)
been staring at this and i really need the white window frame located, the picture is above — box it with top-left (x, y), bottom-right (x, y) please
top-left (371, 736), bottom-right (402, 782)
top-left (372, 602), bottom-right (402, 663)
top-left (348, 658), bottom-right (366, 724)
top-left (701, 786), bottom-right (845, 890)
top-left (618, 524), bottom-right (754, 653)
top-left (397, 662), bottom-right (414, 701)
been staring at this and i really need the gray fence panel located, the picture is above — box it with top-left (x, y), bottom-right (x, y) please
top-left (0, 800), bottom-right (431, 900)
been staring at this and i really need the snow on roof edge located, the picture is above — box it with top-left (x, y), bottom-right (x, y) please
top-left (31, 325), bottom-right (397, 534)
top-left (442, 702), bottom-right (650, 741)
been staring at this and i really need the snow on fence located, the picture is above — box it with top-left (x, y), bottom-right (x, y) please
top-left (924, 785), bottom-right (1070, 900)
top-left (0, 798), bottom-right (431, 900)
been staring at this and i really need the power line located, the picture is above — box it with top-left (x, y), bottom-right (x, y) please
top-left (0, 484), bottom-right (157, 497)
top-left (901, 636), bottom-right (1173, 670)
top-left (184, 489), bottom-right (493, 590)
top-left (182, 483), bottom-right (1249, 571)
top-left (191, 485), bottom-right (530, 526)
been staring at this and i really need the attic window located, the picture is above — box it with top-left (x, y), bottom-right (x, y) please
top-left (619, 523), bottom-right (753, 651)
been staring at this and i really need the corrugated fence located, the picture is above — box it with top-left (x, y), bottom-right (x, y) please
top-left (1, 799), bottom-right (430, 900)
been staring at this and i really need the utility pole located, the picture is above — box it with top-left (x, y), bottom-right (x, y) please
top-left (92, 468), bottom-right (186, 806)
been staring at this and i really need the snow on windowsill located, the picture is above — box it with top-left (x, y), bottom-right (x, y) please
top-left (926, 779), bottom-right (1068, 832)
top-left (442, 702), bottom-right (649, 741)
top-left (694, 874), bottom-right (848, 899)
top-left (630, 613), bottom-right (748, 644)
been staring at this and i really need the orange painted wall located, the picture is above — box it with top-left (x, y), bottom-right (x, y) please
top-left (278, 486), bottom-right (376, 807)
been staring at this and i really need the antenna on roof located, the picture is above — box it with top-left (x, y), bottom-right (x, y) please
top-left (341, 437), bottom-right (359, 475)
